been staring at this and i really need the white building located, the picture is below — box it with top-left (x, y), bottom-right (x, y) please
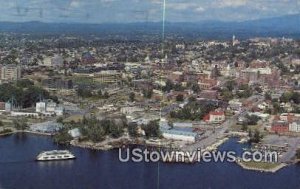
top-left (0, 65), bottom-right (21, 81)
top-left (11, 111), bottom-right (39, 117)
top-left (159, 120), bottom-right (197, 143)
top-left (68, 128), bottom-right (81, 138)
top-left (51, 55), bottom-right (64, 67)
top-left (36, 102), bottom-right (47, 113)
top-left (36, 100), bottom-right (64, 116)
top-left (289, 121), bottom-right (300, 132)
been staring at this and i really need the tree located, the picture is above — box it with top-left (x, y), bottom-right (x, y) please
top-left (241, 122), bottom-right (248, 131)
top-left (221, 89), bottom-right (234, 101)
top-left (97, 90), bottom-right (102, 97)
top-left (265, 92), bottom-right (272, 101)
top-left (56, 117), bottom-right (64, 124)
top-left (191, 83), bottom-right (200, 93)
top-left (164, 79), bottom-right (174, 92)
top-left (53, 130), bottom-right (72, 144)
top-left (296, 149), bottom-right (300, 160)
top-left (176, 94), bottom-right (184, 102)
top-left (245, 114), bottom-right (260, 125)
top-left (77, 87), bottom-right (93, 98)
top-left (188, 96), bottom-right (196, 102)
top-left (142, 120), bottom-right (160, 138)
top-left (13, 119), bottom-right (28, 131)
top-left (128, 123), bottom-right (138, 137)
top-left (249, 129), bottom-right (262, 143)
top-left (110, 123), bottom-right (123, 138)
top-left (129, 92), bottom-right (135, 102)
top-left (143, 88), bottom-right (153, 99)
top-left (225, 80), bottom-right (236, 91)
top-left (103, 91), bottom-right (109, 99)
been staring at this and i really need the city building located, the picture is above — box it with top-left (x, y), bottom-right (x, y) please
top-left (51, 55), bottom-right (64, 67)
top-left (0, 65), bottom-right (21, 81)
top-left (94, 70), bottom-right (122, 84)
top-left (42, 78), bottom-right (73, 90)
top-left (203, 111), bottom-right (225, 123)
top-left (0, 101), bottom-right (5, 111)
top-left (271, 121), bottom-right (289, 133)
top-left (289, 121), bottom-right (300, 132)
top-left (36, 100), bottom-right (64, 116)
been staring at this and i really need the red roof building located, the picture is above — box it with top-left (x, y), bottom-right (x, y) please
top-left (203, 111), bottom-right (225, 123)
top-left (271, 121), bottom-right (289, 133)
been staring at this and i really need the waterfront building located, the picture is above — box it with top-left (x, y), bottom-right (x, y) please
top-left (36, 100), bottom-right (64, 116)
top-left (159, 120), bottom-right (197, 143)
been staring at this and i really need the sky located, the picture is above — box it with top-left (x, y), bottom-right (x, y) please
top-left (0, 0), bottom-right (299, 23)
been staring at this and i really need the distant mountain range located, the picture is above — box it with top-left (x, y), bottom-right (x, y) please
top-left (0, 14), bottom-right (299, 39)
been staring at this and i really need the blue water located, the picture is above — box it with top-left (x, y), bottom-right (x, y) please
top-left (0, 134), bottom-right (300, 189)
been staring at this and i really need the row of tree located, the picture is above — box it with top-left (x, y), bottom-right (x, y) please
top-left (0, 80), bottom-right (58, 108)
top-left (170, 101), bottom-right (218, 120)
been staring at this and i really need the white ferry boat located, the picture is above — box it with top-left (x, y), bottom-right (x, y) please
top-left (36, 150), bottom-right (76, 161)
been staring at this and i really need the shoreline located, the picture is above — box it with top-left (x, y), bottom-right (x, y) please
top-left (236, 159), bottom-right (287, 173)
top-left (0, 130), bottom-right (54, 137)
top-left (1, 132), bottom-right (295, 173)
top-left (70, 137), bottom-right (147, 151)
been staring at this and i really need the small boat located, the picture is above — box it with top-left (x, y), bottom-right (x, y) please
top-left (36, 150), bottom-right (76, 161)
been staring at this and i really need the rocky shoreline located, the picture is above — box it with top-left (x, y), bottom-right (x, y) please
top-left (70, 137), bottom-right (146, 150)
top-left (236, 160), bottom-right (287, 173)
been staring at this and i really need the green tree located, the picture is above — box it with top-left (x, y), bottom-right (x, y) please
top-left (241, 122), bottom-right (248, 131)
top-left (110, 123), bottom-right (123, 138)
top-left (296, 149), bottom-right (300, 159)
top-left (128, 123), bottom-right (138, 137)
top-left (191, 83), bottom-right (200, 93)
top-left (56, 117), bottom-right (64, 124)
top-left (163, 79), bottom-right (174, 92)
top-left (142, 120), bottom-right (160, 138)
top-left (176, 94), bottom-right (184, 102)
top-left (249, 129), bottom-right (262, 143)
top-left (13, 119), bottom-right (28, 130)
top-left (53, 130), bottom-right (73, 144)
top-left (103, 91), bottom-right (109, 99)
top-left (129, 92), bottom-right (135, 102)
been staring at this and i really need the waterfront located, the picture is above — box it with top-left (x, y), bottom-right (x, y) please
top-left (1, 134), bottom-right (300, 189)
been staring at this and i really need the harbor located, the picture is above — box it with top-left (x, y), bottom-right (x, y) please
top-left (1, 133), bottom-right (300, 189)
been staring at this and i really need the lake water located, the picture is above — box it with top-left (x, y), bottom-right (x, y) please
top-left (0, 134), bottom-right (300, 189)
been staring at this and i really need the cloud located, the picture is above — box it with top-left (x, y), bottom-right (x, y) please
top-left (195, 6), bottom-right (205, 12)
top-left (167, 2), bottom-right (197, 11)
top-left (214, 0), bottom-right (248, 8)
top-left (0, 0), bottom-right (298, 23)
top-left (70, 1), bottom-right (80, 8)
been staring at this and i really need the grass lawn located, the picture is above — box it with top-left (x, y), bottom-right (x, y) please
top-left (64, 115), bottom-right (83, 123)
top-left (240, 160), bottom-right (281, 170)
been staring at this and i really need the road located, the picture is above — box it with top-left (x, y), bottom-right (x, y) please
top-left (185, 95), bottom-right (265, 152)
